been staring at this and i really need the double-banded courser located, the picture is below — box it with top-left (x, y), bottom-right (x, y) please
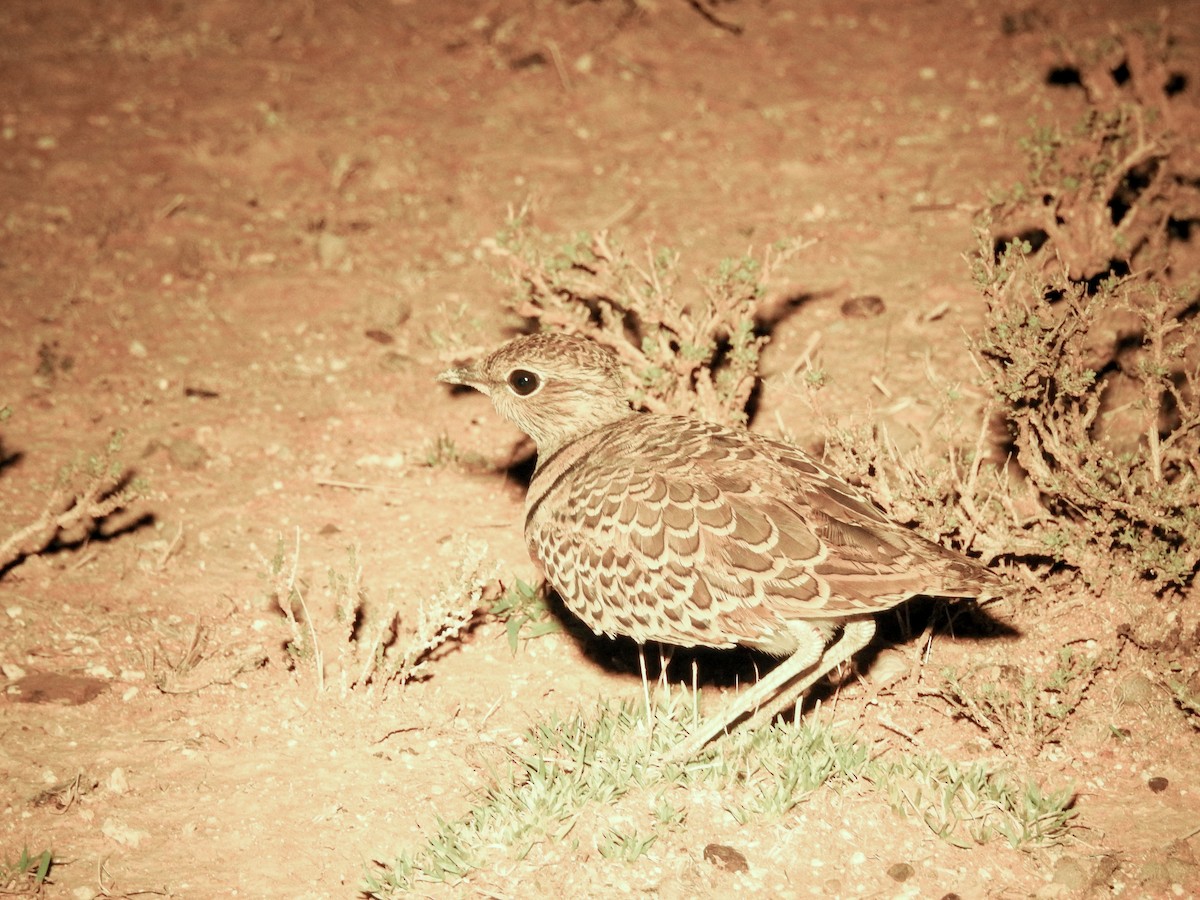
top-left (440, 332), bottom-right (998, 758)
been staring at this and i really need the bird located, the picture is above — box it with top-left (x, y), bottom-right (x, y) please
top-left (438, 331), bottom-right (1000, 758)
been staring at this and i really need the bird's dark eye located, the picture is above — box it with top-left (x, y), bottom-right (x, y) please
top-left (507, 369), bottom-right (541, 396)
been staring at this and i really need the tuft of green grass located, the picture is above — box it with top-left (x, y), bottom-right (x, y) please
top-left (597, 827), bottom-right (658, 862)
top-left (418, 433), bottom-right (489, 470)
top-left (0, 846), bottom-right (53, 893)
top-left (721, 719), bottom-right (870, 824)
top-left (872, 755), bottom-right (1076, 850)
top-left (364, 690), bottom-right (1075, 894)
top-left (489, 578), bottom-right (561, 653)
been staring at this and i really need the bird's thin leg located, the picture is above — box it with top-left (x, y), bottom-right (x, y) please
top-left (667, 627), bottom-right (824, 762)
top-left (638, 645), bottom-right (652, 726)
top-left (668, 620), bottom-right (875, 762)
top-left (726, 620), bottom-right (875, 743)
top-left (657, 645), bottom-right (674, 692)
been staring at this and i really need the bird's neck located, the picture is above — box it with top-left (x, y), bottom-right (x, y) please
top-left (533, 408), bottom-right (638, 471)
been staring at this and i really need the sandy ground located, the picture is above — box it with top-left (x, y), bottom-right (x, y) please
top-left (2, 0), bottom-right (1199, 897)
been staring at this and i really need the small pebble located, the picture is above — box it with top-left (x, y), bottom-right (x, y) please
top-left (1148, 776), bottom-right (1168, 793)
top-left (865, 647), bottom-right (910, 686)
top-left (887, 862), bottom-right (914, 882)
top-left (841, 295), bottom-right (886, 318)
top-left (1052, 856), bottom-right (1091, 890)
top-left (168, 437), bottom-right (209, 470)
top-left (1115, 673), bottom-right (1156, 707)
top-left (703, 843), bottom-right (749, 873)
top-left (107, 767), bottom-right (130, 795)
top-left (101, 818), bottom-right (149, 848)
top-left (317, 232), bottom-right (349, 270)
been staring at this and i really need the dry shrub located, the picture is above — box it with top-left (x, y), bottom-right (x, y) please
top-left (990, 27), bottom-right (1198, 283)
top-left (0, 430), bottom-right (144, 575)
top-left (265, 533), bottom-right (496, 698)
top-left (974, 242), bottom-right (1199, 591)
top-left (973, 25), bottom-right (1199, 595)
top-left (821, 26), bottom-right (1199, 600)
top-left (937, 644), bottom-right (1118, 756)
top-left (487, 219), bottom-right (809, 426)
top-left (810, 411), bottom-right (1037, 569)
top-left (798, 26), bottom-right (1200, 739)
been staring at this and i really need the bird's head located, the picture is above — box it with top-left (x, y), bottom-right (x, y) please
top-left (437, 332), bottom-right (633, 459)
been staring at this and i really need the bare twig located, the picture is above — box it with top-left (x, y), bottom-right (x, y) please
top-left (0, 433), bottom-right (140, 574)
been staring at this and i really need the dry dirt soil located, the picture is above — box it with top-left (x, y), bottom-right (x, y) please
top-left (2, 1), bottom-right (1199, 898)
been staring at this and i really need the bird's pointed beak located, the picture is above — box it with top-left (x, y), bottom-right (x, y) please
top-left (437, 362), bottom-right (489, 394)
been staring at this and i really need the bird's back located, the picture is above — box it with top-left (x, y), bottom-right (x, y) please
top-left (525, 413), bottom-right (996, 654)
